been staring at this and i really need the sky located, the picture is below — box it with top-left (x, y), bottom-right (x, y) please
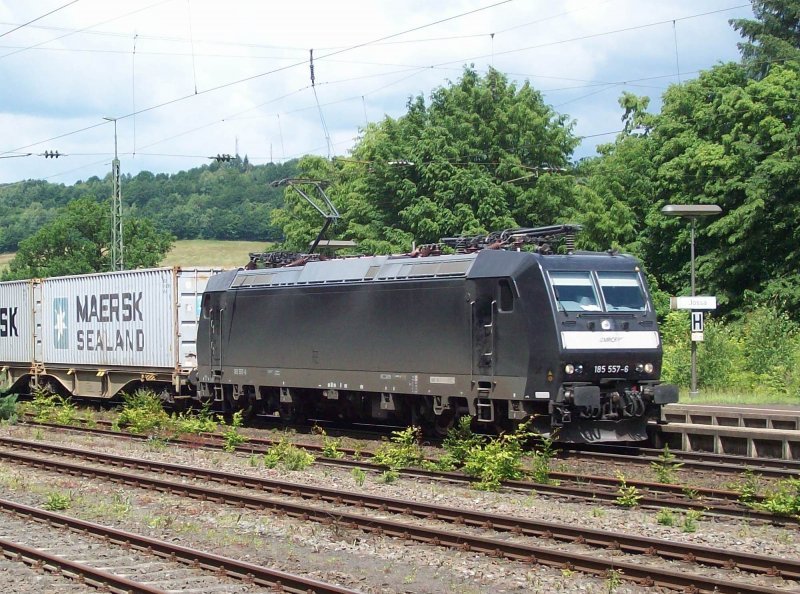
top-left (0, 0), bottom-right (754, 186)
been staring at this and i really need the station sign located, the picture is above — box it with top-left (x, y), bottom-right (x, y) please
top-left (670, 295), bottom-right (717, 310)
top-left (691, 311), bottom-right (704, 342)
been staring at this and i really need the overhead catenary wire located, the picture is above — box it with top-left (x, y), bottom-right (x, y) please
top-left (1, 0), bottom-right (514, 158)
top-left (0, 1), bottom-right (764, 182)
top-left (0, 0), bottom-right (172, 61)
top-left (0, 0), bottom-right (81, 40)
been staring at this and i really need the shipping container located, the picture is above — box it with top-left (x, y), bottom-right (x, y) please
top-left (0, 280), bottom-right (34, 364)
top-left (0, 267), bottom-right (219, 398)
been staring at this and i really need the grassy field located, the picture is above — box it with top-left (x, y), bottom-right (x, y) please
top-left (160, 239), bottom-right (269, 268)
top-left (0, 240), bottom-right (270, 273)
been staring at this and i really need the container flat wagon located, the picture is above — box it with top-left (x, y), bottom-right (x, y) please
top-left (0, 267), bottom-right (216, 399)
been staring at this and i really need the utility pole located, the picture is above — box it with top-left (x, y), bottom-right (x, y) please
top-left (104, 117), bottom-right (123, 271)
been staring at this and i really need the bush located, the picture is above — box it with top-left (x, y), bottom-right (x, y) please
top-left (29, 389), bottom-right (77, 425)
top-left (462, 424), bottom-right (533, 491)
top-left (442, 416), bottom-right (486, 466)
top-left (372, 427), bottom-right (425, 470)
top-left (0, 394), bottom-right (18, 423)
top-left (661, 305), bottom-right (800, 397)
top-left (262, 437), bottom-right (314, 471)
top-left (116, 389), bottom-right (171, 434)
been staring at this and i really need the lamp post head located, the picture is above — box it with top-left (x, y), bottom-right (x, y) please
top-left (661, 204), bottom-right (722, 217)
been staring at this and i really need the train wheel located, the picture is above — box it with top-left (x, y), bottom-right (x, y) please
top-left (433, 410), bottom-right (456, 437)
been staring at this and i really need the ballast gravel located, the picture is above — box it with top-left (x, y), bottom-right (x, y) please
top-left (0, 423), bottom-right (796, 594)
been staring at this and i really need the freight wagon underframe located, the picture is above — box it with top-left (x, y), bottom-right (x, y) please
top-left (3, 363), bottom-right (192, 400)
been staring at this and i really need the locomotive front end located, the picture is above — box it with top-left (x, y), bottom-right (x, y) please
top-left (545, 260), bottom-right (677, 442)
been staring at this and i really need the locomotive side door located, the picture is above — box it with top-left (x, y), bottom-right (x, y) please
top-left (203, 293), bottom-right (223, 376)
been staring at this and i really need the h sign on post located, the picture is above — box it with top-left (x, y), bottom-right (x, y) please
top-left (691, 311), bottom-right (704, 342)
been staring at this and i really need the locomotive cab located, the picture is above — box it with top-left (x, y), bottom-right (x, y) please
top-left (537, 255), bottom-right (678, 441)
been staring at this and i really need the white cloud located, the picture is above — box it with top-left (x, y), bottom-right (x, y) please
top-left (0, 0), bottom-right (752, 184)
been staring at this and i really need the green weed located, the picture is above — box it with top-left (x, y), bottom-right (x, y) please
top-left (733, 469), bottom-right (762, 505)
top-left (442, 416), bottom-right (486, 466)
top-left (377, 470), bottom-right (399, 484)
top-left (351, 467), bottom-right (367, 487)
top-left (605, 569), bottom-right (623, 593)
top-left (172, 403), bottom-right (218, 435)
top-left (372, 426), bottom-right (425, 470)
top-left (650, 445), bottom-right (684, 484)
top-left (682, 509), bottom-right (702, 532)
top-left (462, 423), bottom-right (533, 491)
top-left (43, 491), bottom-right (72, 511)
top-left (221, 410), bottom-right (248, 452)
top-left (614, 473), bottom-right (642, 507)
top-left (116, 389), bottom-right (171, 434)
top-left (656, 508), bottom-right (676, 526)
top-left (529, 434), bottom-right (558, 485)
top-left (752, 478), bottom-right (800, 518)
top-left (262, 437), bottom-right (314, 471)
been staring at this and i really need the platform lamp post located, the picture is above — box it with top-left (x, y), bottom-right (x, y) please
top-left (103, 116), bottom-right (123, 271)
top-left (661, 204), bottom-right (722, 394)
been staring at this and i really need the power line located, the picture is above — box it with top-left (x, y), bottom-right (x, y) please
top-left (431, 4), bottom-right (750, 69)
top-left (2, 0), bottom-right (515, 157)
top-left (0, 0), bottom-right (80, 40)
top-left (0, 0), bottom-right (172, 61)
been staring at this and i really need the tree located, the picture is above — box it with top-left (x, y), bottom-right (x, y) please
top-left (730, 0), bottom-right (800, 79)
top-left (2, 196), bottom-right (175, 280)
top-left (273, 68), bottom-right (581, 253)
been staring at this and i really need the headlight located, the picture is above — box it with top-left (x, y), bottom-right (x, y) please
top-left (644, 363), bottom-right (654, 374)
top-left (565, 364), bottom-right (575, 375)
top-left (601, 319), bottom-right (612, 330)
top-left (635, 363), bottom-right (644, 372)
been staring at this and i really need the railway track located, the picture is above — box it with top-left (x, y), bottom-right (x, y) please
top-left (561, 443), bottom-right (800, 479)
top-left (14, 422), bottom-right (791, 523)
top-left (0, 497), bottom-right (356, 594)
top-left (0, 435), bottom-right (798, 593)
top-left (29, 413), bottom-right (800, 478)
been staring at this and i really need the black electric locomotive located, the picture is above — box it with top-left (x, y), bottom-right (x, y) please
top-left (194, 227), bottom-right (677, 443)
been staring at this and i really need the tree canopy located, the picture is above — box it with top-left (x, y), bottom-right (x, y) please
top-left (0, 157), bottom-right (297, 253)
top-left (730, 0), bottom-right (800, 78)
top-left (2, 197), bottom-right (174, 280)
top-left (274, 68), bottom-right (581, 253)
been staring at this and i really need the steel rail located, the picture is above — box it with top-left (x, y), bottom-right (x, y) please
top-left (0, 536), bottom-right (169, 594)
top-left (12, 425), bottom-right (786, 522)
top-left (0, 441), bottom-right (798, 591)
top-left (0, 497), bottom-right (356, 594)
top-left (559, 445), bottom-right (800, 479)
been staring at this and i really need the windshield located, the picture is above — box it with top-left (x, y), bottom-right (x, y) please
top-left (550, 272), bottom-right (601, 311)
top-left (597, 272), bottom-right (647, 311)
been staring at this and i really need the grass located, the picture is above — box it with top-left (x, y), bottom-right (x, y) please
top-left (0, 240), bottom-right (272, 273)
top-left (676, 389), bottom-right (800, 406)
top-left (160, 239), bottom-right (270, 268)
top-left (0, 252), bottom-right (14, 271)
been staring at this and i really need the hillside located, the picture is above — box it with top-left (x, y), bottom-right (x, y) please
top-left (0, 158), bottom-right (298, 254)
